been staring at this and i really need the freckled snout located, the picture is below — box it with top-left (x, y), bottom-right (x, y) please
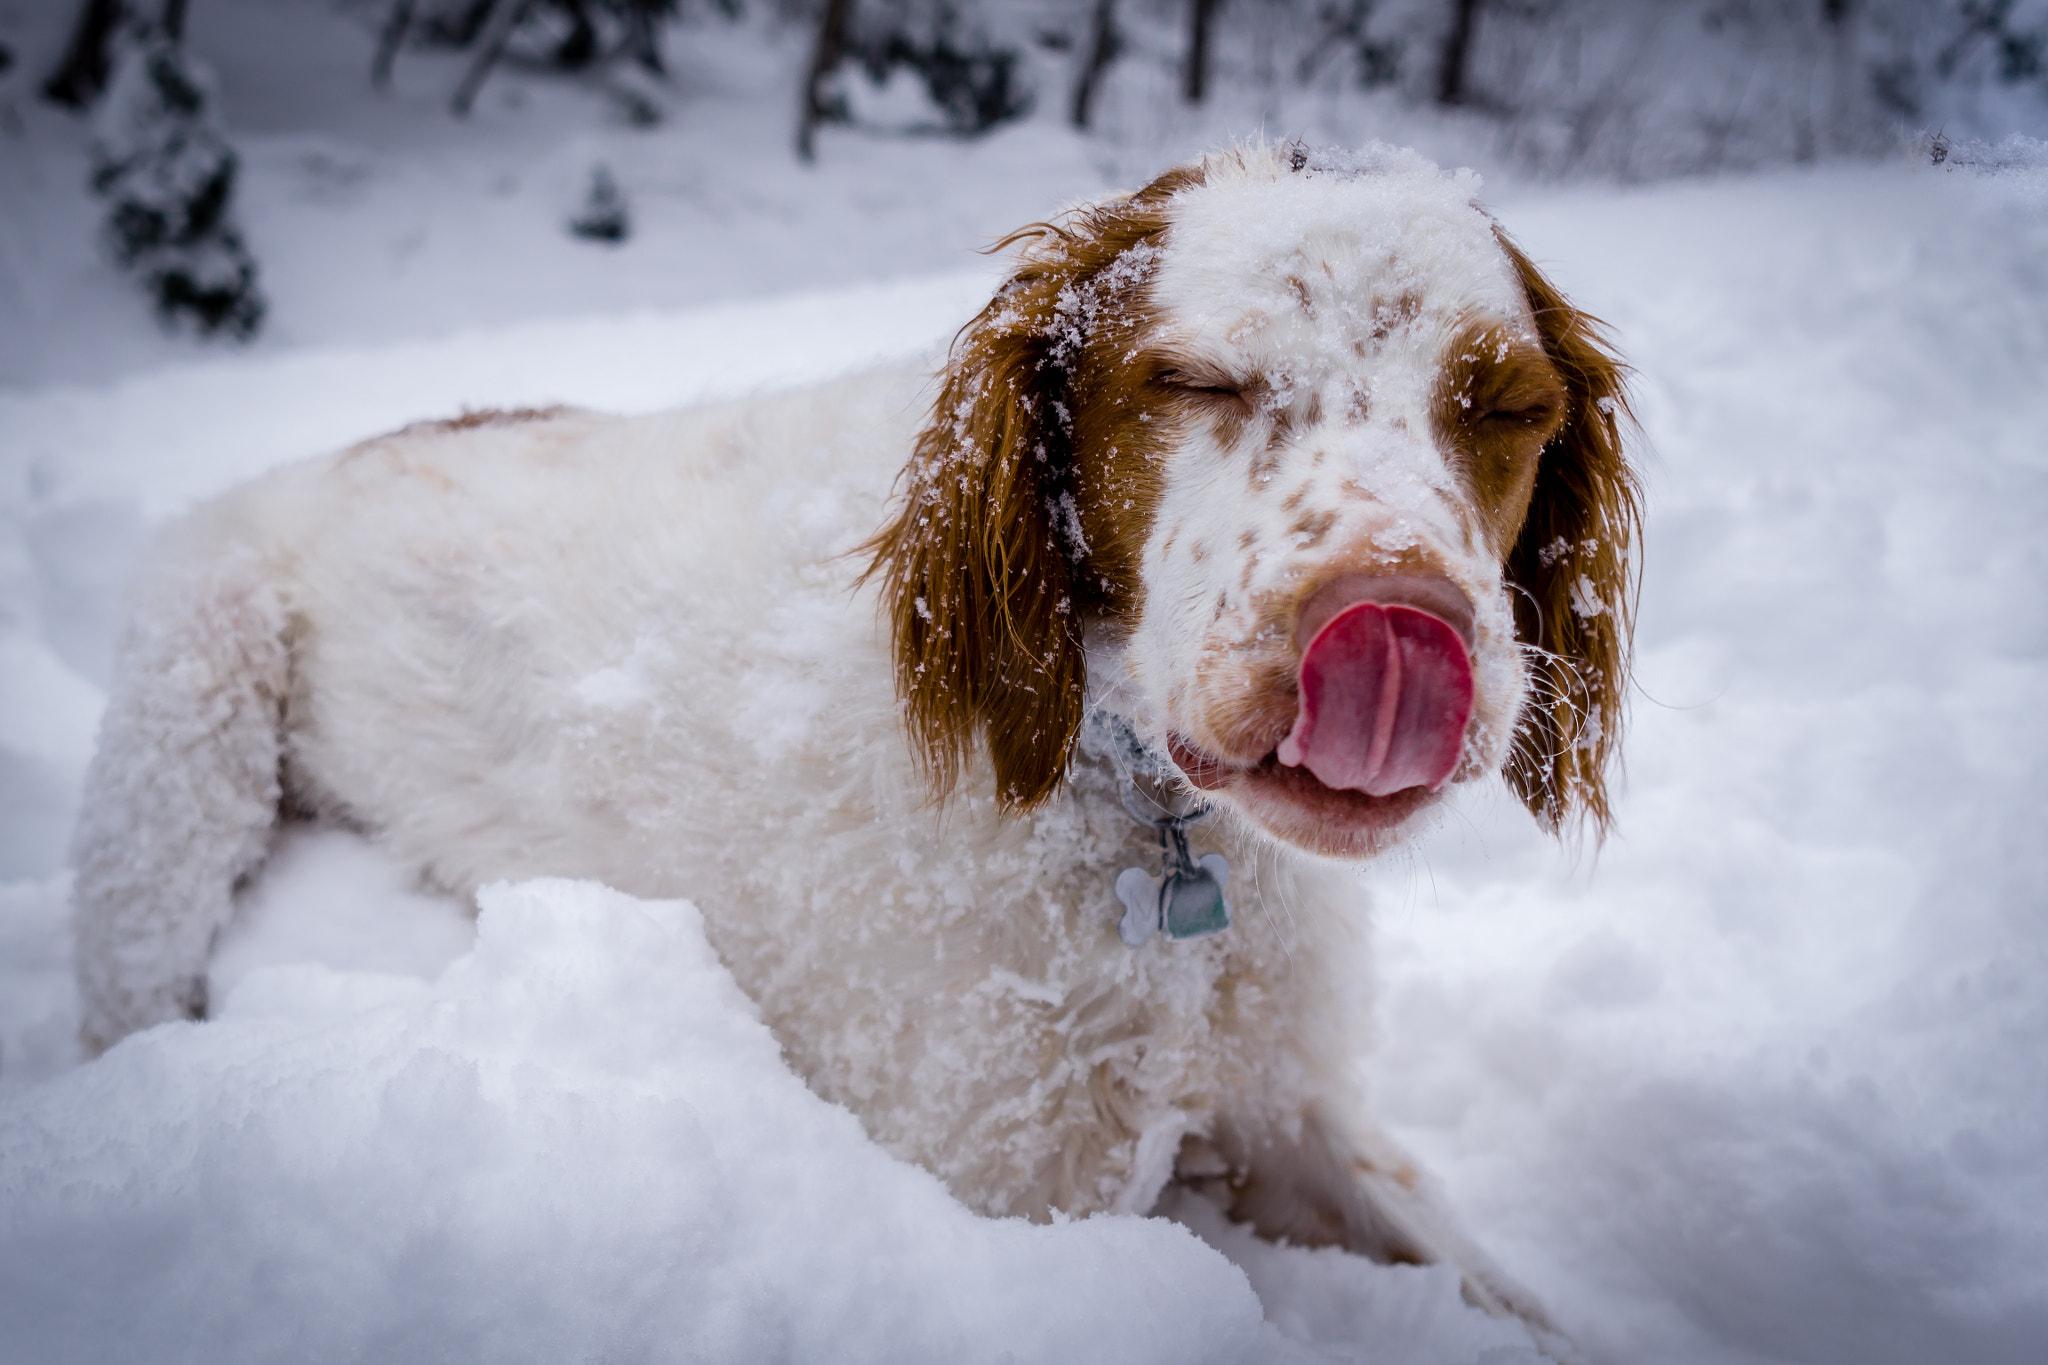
top-left (1276, 575), bottom-right (1477, 797)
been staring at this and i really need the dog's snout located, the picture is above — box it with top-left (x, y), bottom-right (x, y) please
top-left (1293, 573), bottom-right (1477, 652)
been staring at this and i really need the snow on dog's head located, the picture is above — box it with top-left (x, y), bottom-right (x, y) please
top-left (867, 142), bottom-right (1640, 858)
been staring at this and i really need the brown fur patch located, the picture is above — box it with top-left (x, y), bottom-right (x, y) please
top-left (1288, 508), bottom-right (1338, 546)
top-left (1430, 319), bottom-right (1567, 553)
top-left (346, 406), bottom-right (574, 461)
top-left (429, 405), bottom-right (570, 432)
top-left (1344, 385), bottom-right (1370, 425)
top-left (1491, 230), bottom-right (1643, 837)
top-left (1371, 291), bottom-right (1421, 342)
top-left (1189, 648), bottom-right (1300, 762)
top-left (1286, 275), bottom-right (1315, 316)
top-left (860, 163), bottom-right (1205, 810)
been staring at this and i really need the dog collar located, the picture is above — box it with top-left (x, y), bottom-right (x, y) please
top-left (1113, 780), bottom-right (1232, 947)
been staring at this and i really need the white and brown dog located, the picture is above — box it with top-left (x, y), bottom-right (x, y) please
top-left (72, 143), bottom-right (1637, 1331)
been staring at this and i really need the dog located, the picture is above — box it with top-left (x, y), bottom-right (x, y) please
top-left (71, 142), bottom-right (1637, 1331)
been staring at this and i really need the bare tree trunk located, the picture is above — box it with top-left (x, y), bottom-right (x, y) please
top-left (1298, 0), bottom-right (1365, 84)
top-left (372, 0), bottom-right (417, 88)
top-left (1071, 0), bottom-right (1119, 130)
top-left (622, 0), bottom-right (664, 76)
top-left (451, 0), bottom-right (535, 117)
top-left (1822, 0), bottom-right (1853, 154)
top-left (795, 0), bottom-right (853, 163)
top-left (1436, 0), bottom-right (1479, 106)
top-left (161, 0), bottom-right (188, 42)
top-left (42, 0), bottom-right (127, 109)
top-left (1184, 0), bottom-right (1220, 104)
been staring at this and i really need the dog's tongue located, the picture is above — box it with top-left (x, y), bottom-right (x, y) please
top-left (1276, 602), bottom-right (1474, 796)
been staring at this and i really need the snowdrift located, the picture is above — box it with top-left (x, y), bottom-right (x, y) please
top-left (6, 877), bottom-right (1534, 1365)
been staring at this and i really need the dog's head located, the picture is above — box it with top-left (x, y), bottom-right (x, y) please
top-left (867, 143), bottom-right (1639, 858)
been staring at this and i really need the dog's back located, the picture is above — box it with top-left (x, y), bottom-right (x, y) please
top-left (72, 374), bottom-right (911, 1044)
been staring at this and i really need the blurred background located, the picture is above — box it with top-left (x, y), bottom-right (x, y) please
top-left (0, 0), bottom-right (2044, 384)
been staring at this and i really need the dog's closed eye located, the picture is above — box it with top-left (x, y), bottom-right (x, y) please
top-left (1478, 398), bottom-right (1562, 431)
top-left (1152, 367), bottom-right (1262, 442)
top-left (1155, 368), bottom-right (1250, 401)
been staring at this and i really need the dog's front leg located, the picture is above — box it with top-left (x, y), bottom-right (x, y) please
top-left (1171, 1103), bottom-right (1559, 1336)
top-left (71, 540), bottom-right (290, 1054)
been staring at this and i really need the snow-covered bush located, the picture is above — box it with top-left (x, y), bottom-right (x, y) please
top-left (89, 22), bottom-right (264, 339)
top-left (569, 163), bottom-right (632, 242)
top-left (827, 0), bottom-right (1034, 137)
top-left (1450, 0), bottom-right (2048, 178)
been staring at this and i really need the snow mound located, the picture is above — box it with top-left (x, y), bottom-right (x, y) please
top-left (0, 875), bottom-right (1531, 1365)
top-left (1921, 132), bottom-right (2048, 207)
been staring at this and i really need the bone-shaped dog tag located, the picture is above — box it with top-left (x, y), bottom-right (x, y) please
top-left (1161, 853), bottom-right (1231, 940)
top-left (1115, 866), bottom-right (1162, 947)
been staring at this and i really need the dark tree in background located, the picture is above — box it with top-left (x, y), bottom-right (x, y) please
top-left (1434, 0), bottom-right (1477, 106)
top-left (794, 0), bottom-right (1033, 157)
top-left (53, 0), bottom-right (2036, 182)
top-left (373, 0), bottom-right (679, 115)
top-left (569, 163), bottom-right (633, 241)
top-left (42, 0), bottom-right (128, 108)
top-left (1070, 0), bottom-right (1120, 128)
top-left (797, 0), bottom-right (854, 159)
top-left (62, 6), bottom-right (267, 338)
top-left (20, 0), bottom-right (2048, 340)
top-left (1184, 0), bottom-right (1221, 102)
top-left (1297, 1), bottom-right (1402, 89)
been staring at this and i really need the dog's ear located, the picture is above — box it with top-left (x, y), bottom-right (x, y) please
top-left (865, 177), bottom-right (1194, 811)
top-left (1495, 231), bottom-right (1643, 836)
top-left (865, 266), bottom-right (1083, 811)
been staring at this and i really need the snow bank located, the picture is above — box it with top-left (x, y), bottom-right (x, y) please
top-left (0, 875), bottom-right (1530, 1365)
top-left (0, 271), bottom-right (996, 522)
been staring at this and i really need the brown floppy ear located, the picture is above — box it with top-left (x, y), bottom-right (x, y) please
top-left (863, 175), bottom-right (1194, 811)
top-left (864, 266), bottom-right (1083, 811)
top-left (1496, 230), bottom-right (1643, 836)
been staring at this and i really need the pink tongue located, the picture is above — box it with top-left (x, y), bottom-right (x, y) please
top-left (1276, 602), bottom-right (1475, 796)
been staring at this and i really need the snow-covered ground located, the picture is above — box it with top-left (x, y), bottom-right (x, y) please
top-left (4, 3), bottom-right (2048, 1363)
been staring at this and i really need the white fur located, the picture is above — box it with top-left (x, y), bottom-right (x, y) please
top-left (73, 146), bottom-right (1570, 1335)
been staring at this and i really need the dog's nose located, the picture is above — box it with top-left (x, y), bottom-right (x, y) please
top-left (1278, 574), bottom-right (1477, 796)
top-left (1292, 574), bottom-right (1477, 652)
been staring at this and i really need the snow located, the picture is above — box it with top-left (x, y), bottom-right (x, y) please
top-left (4, 3), bottom-right (2048, 1362)
top-left (0, 878), bottom-right (1318, 1365)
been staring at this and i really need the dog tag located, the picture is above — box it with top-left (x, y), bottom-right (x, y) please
top-left (1114, 855), bottom-right (1231, 945)
top-left (1110, 771), bottom-right (1232, 947)
top-left (1161, 854), bottom-right (1231, 940)
top-left (1115, 867), bottom-right (1163, 947)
